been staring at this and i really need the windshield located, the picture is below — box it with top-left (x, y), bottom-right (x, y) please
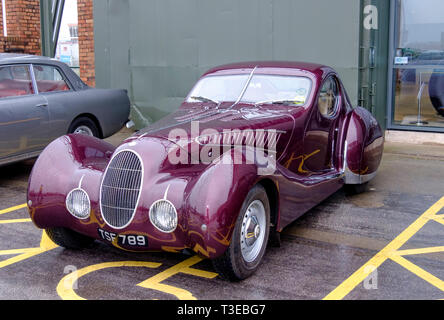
top-left (187, 73), bottom-right (312, 106)
top-left (242, 75), bottom-right (311, 105)
top-left (187, 75), bottom-right (250, 103)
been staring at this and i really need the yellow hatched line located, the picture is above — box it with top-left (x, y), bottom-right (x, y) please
top-left (395, 246), bottom-right (444, 256)
top-left (432, 216), bottom-right (444, 227)
top-left (324, 196), bottom-right (444, 300)
top-left (0, 204), bottom-right (27, 216)
top-left (0, 219), bottom-right (32, 224)
top-left (0, 232), bottom-right (58, 269)
top-left (0, 248), bottom-right (40, 256)
top-left (390, 254), bottom-right (444, 292)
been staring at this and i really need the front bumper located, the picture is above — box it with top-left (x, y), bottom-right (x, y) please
top-left (27, 134), bottom-right (235, 259)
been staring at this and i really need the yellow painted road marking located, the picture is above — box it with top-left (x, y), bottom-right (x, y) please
top-left (0, 219), bottom-right (32, 224)
top-left (57, 261), bottom-right (162, 300)
top-left (324, 196), bottom-right (444, 300)
top-left (395, 246), bottom-right (444, 256)
top-left (58, 256), bottom-right (218, 300)
top-left (137, 255), bottom-right (218, 300)
top-left (390, 254), bottom-right (444, 291)
top-left (0, 248), bottom-right (40, 256)
top-left (0, 232), bottom-right (58, 269)
top-left (0, 204), bottom-right (27, 216)
top-left (432, 215), bottom-right (444, 227)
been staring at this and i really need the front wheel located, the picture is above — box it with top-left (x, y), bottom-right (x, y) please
top-left (46, 227), bottom-right (95, 250)
top-left (212, 185), bottom-right (270, 281)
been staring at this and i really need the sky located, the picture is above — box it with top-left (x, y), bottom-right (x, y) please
top-left (59, 0), bottom-right (78, 41)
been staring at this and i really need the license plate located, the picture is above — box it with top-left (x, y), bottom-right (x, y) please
top-left (98, 229), bottom-right (148, 247)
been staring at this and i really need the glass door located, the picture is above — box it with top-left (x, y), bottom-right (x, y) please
top-left (390, 0), bottom-right (444, 131)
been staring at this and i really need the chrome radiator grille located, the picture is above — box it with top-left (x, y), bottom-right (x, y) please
top-left (100, 150), bottom-right (143, 229)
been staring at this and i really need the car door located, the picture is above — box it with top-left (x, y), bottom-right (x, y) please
top-left (301, 75), bottom-right (342, 175)
top-left (32, 64), bottom-right (73, 142)
top-left (0, 64), bottom-right (50, 161)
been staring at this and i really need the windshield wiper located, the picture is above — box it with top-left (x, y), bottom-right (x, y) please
top-left (254, 99), bottom-right (305, 107)
top-left (190, 96), bottom-right (220, 105)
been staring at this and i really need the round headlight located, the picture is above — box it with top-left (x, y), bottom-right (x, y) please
top-left (66, 188), bottom-right (91, 219)
top-left (149, 200), bottom-right (178, 233)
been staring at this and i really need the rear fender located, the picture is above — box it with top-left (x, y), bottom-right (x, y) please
top-left (343, 107), bottom-right (384, 184)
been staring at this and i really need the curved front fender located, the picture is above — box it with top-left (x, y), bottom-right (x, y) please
top-left (27, 134), bottom-right (115, 229)
top-left (185, 148), bottom-right (259, 259)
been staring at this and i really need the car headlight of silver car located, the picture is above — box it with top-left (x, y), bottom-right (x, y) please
top-left (66, 188), bottom-right (91, 219)
top-left (149, 199), bottom-right (178, 233)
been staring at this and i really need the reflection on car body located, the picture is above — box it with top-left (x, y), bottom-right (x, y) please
top-left (28, 61), bottom-right (384, 281)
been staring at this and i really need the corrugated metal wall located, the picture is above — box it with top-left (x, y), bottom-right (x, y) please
top-left (94, 0), bottom-right (361, 127)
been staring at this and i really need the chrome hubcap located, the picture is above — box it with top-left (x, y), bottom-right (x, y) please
top-left (240, 200), bottom-right (266, 263)
top-left (74, 125), bottom-right (94, 136)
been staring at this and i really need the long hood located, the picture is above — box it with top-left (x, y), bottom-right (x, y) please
top-left (129, 103), bottom-right (306, 161)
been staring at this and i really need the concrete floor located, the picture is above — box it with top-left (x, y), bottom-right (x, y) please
top-left (0, 131), bottom-right (443, 300)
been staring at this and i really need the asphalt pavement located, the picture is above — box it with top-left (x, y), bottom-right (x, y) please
top-left (0, 130), bottom-right (443, 300)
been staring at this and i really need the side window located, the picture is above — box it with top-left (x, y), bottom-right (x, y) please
top-left (0, 65), bottom-right (34, 98)
top-left (33, 65), bottom-right (70, 93)
top-left (318, 76), bottom-right (339, 117)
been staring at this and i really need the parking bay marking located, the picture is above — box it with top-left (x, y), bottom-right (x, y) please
top-left (0, 204), bottom-right (31, 224)
top-left (58, 255), bottom-right (218, 300)
top-left (1, 203), bottom-right (218, 300)
top-left (0, 204), bottom-right (58, 269)
top-left (324, 196), bottom-right (444, 300)
top-left (0, 203), bottom-right (27, 216)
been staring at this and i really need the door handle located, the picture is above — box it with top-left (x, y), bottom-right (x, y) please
top-left (36, 103), bottom-right (48, 108)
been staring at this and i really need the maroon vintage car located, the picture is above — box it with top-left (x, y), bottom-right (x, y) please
top-left (27, 62), bottom-right (384, 281)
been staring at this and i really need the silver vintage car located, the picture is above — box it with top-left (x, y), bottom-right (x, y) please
top-left (0, 53), bottom-right (131, 166)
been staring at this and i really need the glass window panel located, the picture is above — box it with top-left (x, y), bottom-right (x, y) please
top-left (187, 75), bottom-right (250, 103)
top-left (318, 76), bottom-right (339, 117)
top-left (33, 65), bottom-right (70, 93)
top-left (393, 68), bottom-right (444, 127)
top-left (242, 75), bottom-right (312, 105)
top-left (396, 0), bottom-right (444, 65)
top-left (0, 65), bottom-right (34, 98)
top-left (391, 1), bottom-right (444, 129)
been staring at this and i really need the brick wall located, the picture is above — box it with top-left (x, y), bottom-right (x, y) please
top-left (78, 0), bottom-right (95, 87)
top-left (0, 0), bottom-right (41, 55)
top-left (0, 2), bottom-right (3, 36)
top-left (0, 0), bottom-right (96, 86)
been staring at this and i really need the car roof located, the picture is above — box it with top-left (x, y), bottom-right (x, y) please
top-left (203, 61), bottom-right (334, 78)
top-left (0, 53), bottom-right (67, 67)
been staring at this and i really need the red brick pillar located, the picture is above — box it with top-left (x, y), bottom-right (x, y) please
top-left (78, 0), bottom-right (95, 87)
top-left (0, 0), bottom-right (41, 55)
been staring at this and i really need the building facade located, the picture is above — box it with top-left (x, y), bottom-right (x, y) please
top-left (2, 0), bottom-right (444, 136)
top-left (92, 0), bottom-right (444, 136)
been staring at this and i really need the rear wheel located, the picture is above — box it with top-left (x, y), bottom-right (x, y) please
top-left (345, 182), bottom-right (369, 195)
top-left (68, 117), bottom-right (101, 138)
top-left (212, 185), bottom-right (270, 281)
top-left (46, 227), bottom-right (94, 250)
